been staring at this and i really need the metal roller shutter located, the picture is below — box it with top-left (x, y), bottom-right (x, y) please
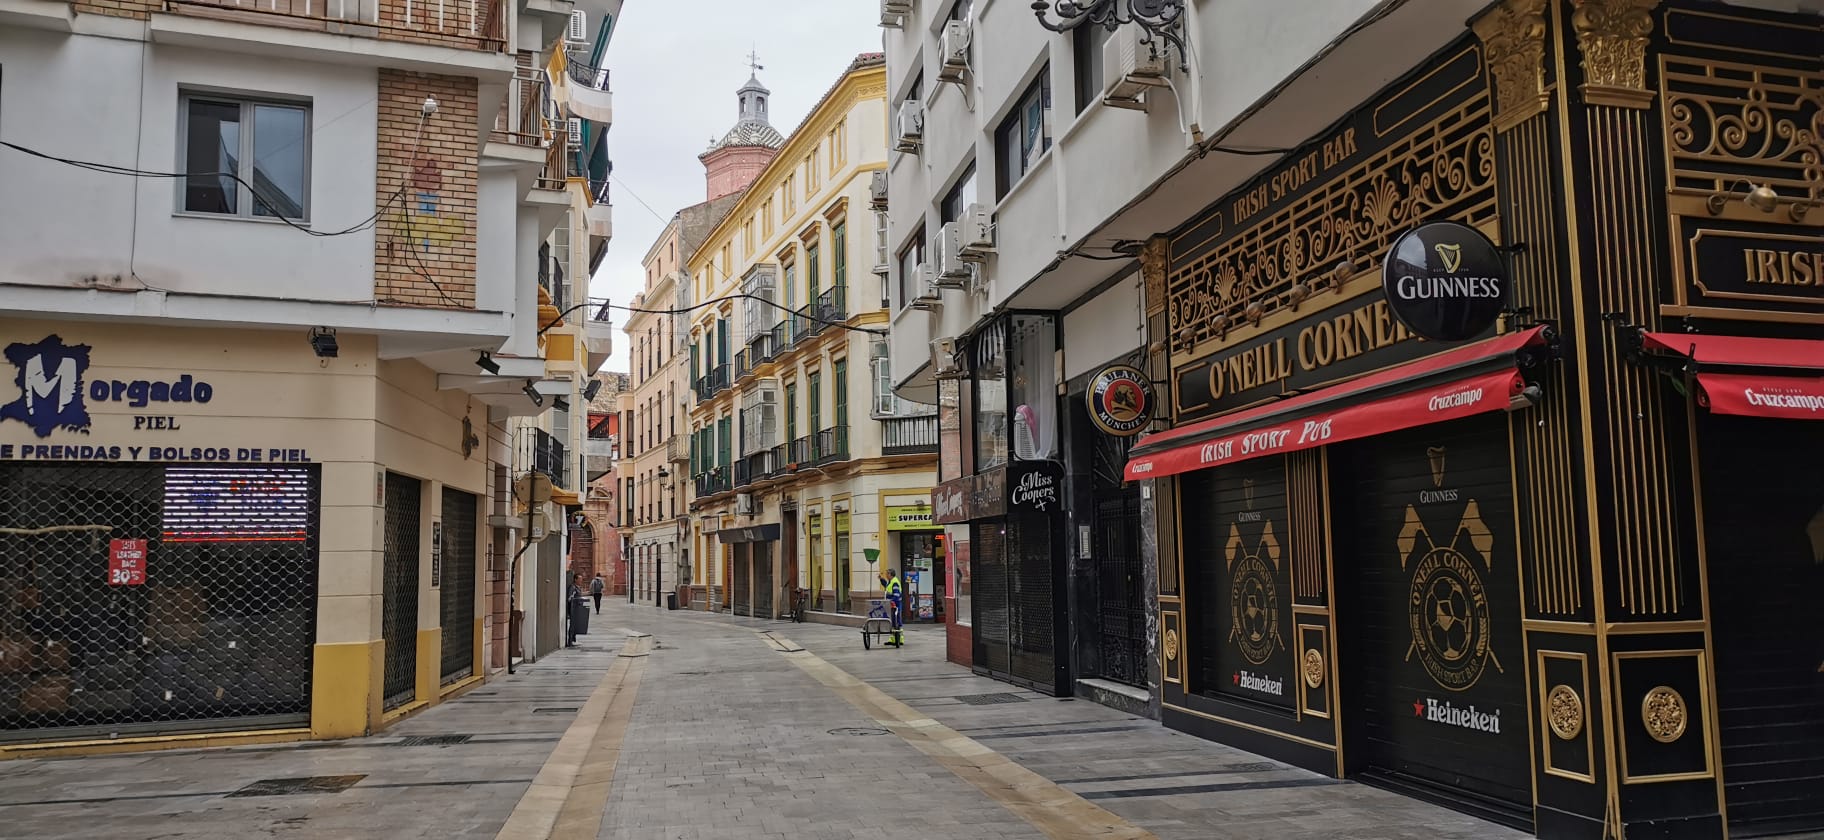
top-left (1007, 514), bottom-right (1055, 689)
top-left (1701, 414), bottom-right (1824, 837)
top-left (732, 545), bottom-right (751, 617)
top-left (972, 522), bottom-right (1009, 677)
top-left (1334, 414), bottom-right (1529, 826)
top-left (753, 543), bottom-right (774, 619)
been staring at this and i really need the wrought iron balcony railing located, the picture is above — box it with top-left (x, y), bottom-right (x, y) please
top-left (881, 415), bottom-right (939, 456)
top-left (788, 435), bottom-right (813, 469)
top-left (170, 0), bottom-right (507, 52)
top-left (567, 57), bottom-right (610, 91)
top-left (525, 427), bottom-right (569, 489)
top-left (814, 426), bottom-right (849, 466)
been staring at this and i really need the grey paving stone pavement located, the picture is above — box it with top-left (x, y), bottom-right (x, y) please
top-left (0, 601), bottom-right (1526, 839)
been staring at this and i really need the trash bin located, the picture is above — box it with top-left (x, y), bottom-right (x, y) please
top-left (666, 592), bottom-right (679, 611)
top-left (569, 598), bottom-right (590, 636)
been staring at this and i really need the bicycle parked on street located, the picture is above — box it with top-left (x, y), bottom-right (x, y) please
top-left (788, 587), bottom-right (809, 623)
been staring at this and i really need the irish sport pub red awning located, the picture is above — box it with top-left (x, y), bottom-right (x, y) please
top-left (1124, 326), bottom-right (1550, 481)
top-left (1640, 332), bottom-right (1824, 421)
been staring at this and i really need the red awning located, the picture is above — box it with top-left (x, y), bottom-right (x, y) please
top-left (1640, 332), bottom-right (1824, 421)
top-left (1124, 326), bottom-right (1548, 481)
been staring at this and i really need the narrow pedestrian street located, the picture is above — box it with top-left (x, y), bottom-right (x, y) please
top-left (0, 601), bottom-right (1517, 839)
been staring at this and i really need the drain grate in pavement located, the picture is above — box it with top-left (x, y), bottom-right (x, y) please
top-left (955, 693), bottom-right (1029, 706)
top-left (228, 775), bottom-right (366, 798)
top-left (393, 735), bottom-right (473, 747)
top-left (828, 727), bottom-right (891, 737)
top-left (531, 707), bottom-right (580, 714)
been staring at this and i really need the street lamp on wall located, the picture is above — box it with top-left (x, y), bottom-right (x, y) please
top-left (1030, 0), bottom-right (1187, 69)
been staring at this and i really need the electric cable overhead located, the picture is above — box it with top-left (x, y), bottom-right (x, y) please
top-left (538, 293), bottom-right (888, 337)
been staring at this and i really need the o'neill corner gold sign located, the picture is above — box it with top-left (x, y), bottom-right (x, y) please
top-left (884, 505), bottom-right (938, 531)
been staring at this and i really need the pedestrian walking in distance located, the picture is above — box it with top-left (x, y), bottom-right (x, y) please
top-left (590, 573), bottom-right (605, 614)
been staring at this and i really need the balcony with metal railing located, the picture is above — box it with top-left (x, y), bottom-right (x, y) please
top-left (767, 444), bottom-right (788, 478)
top-left (733, 348), bottom-right (753, 382)
top-left (733, 458), bottom-right (752, 489)
top-left (693, 466), bottom-right (732, 498)
top-left (523, 427), bottom-right (570, 489)
top-left (881, 415), bottom-right (938, 456)
top-left (167, 0), bottom-right (507, 52)
top-left (813, 426), bottom-right (849, 466)
top-left (565, 55), bottom-right (613, 124)
top-left (492, 52), bottom-right (549, 150)
top-left (809, 286), bottom-right (846, 337)
top-left (788, 435), bottom-right (812, 469)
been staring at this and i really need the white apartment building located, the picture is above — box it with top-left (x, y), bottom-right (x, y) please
top-left (0, 0), bottom-right (615, 747)
top-left (884, 0), bottom-right (1824, 837)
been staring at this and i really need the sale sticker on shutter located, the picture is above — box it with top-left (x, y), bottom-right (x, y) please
top-left (108, 538), bottom-right (147, 586)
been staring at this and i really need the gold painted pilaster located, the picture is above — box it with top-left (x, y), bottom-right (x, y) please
top-left (1473, 0), bottom-right (1551, 132)
top-left (1141, 236), bottom-right (1168, 318)
top-left (1570, 0), bottom-right (1661, 108)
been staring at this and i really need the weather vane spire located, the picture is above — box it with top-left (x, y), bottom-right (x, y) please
top-left (746, 47), bottom-right (763, 77)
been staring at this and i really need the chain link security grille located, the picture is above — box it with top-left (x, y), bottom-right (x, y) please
top-left (438, 487), bottom-right (477, 685)
top-left (382, 474), bottom-right (420, 709)
top-left (0, 463), bottom-right (317, 743)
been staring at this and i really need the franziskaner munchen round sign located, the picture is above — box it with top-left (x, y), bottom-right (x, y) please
top-left (1087, 365), bottom-right (1153, 436)
top-left (1381, 222), bottom-right (1509, 342)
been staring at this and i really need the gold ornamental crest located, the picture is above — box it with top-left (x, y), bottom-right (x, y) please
top-left (1227, 522), bottom-right (1284, 666)
top-left (1642, 686), bottom-right (1688, 744)
top-left (1548, 684), bottom-right (1584, 740)
top-left (1303, 648), bottom-right (1325, 689)
top-left (1163, 628), bottom-right (1180, 662)
top-left (1400, 453), bottom-right (1502, 692)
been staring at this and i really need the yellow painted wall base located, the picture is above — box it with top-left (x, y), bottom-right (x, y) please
top-left (473, 616), bottom-right (485, 682)
top-left (312, 640), bottom-right (384, 739)
top-left (0, 728), bottom-right (312, 761)
top-left (415, 628), bottom-right (441, 707)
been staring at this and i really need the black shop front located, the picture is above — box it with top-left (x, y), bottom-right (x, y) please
top-left (714, 524), bottom-right (780, 619)
top-left (934, 459), bottom-right (1066, 695)
top-left (1132, 3), bottom-right (1824, 836)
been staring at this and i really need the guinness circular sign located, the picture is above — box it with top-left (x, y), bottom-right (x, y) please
top-left (1087, 365), bottom-right (1153, 436)
top-left (1382, 222), bottom-right (1509, 342)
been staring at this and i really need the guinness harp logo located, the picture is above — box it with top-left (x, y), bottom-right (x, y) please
top-left (1434, 242), bottom-right (1464, 273)
top-left (1400, 452), bottom-right (1501, 691)
top-left (1243, 478), bottom-right (1256, 509)
top-left (1227, 522), bottom-right (1284, 666)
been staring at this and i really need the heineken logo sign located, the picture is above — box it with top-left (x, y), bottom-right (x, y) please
top-left (1382, 222), bottom-right (1509, 342)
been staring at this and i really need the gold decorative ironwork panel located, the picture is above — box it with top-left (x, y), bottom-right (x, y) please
top-left (1538, 649), bottom-right (1597, 782)
top-left (1165, 46), bottom-right (1495, 366)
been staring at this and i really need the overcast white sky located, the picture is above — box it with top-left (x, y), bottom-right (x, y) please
top-left (593, 0), bottom-right (884, 373)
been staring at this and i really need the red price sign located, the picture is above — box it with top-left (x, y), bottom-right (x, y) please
top-left (108, 539), bottom-right (147, 586)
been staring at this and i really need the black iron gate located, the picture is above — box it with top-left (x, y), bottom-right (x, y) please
top-left (1090, 428), bottom-right (1147, 687)
top-left (1095, 492), bottom-right (1146, 686)
top-left (382, 473), bottom-right (421, 710)
top-left (439, 487), bottom-right (477, 685)
top-left (0, 463), bottom-right (317, 743)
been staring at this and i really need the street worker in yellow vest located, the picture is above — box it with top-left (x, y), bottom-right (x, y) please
top-left (880, 568), bottom-right (904, 630)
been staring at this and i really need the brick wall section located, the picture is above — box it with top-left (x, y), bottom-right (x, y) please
top-left (110, 0), bottom-right (506, 52)
top-left (374, 69), bottom-right (478, 308)
top-left (946, 602), bottom-right (972, 666)
top-left (71, 0), bottom-right (159, 19)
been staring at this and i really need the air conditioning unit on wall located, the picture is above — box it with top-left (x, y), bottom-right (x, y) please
top-left (736, 493), bottom-right (756, 516)
top-left (869, 171), bottom-right (889, 210)
top-left (880, 0), bottom-right (912, 28)
top-left (958, 204), bottom-right (993, 261)
top-left (894, 101), bottom-right (924, 153)
top-left (909, 263), bottom-right (941, 310)
top-left (566, 10), bottom-right (588, 44)
top-left (1102, 24), bottom-right (1168, 110)
top-left (935, 222), bottom-right (972, 287)
top-left (937, 20), bottom-right (970, 84)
